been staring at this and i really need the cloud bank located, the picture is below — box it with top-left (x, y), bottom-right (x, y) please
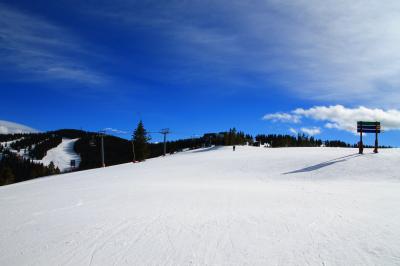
top-left (300, 127), bottom-right (321, 136)
top-left (0, 120), bottom-right (38, 134)
top-left (88, 0), bottom-right (400, 106)
top-left (262, 113), bottom-right (300, 123)
top-left (104, 128), bottom-right (128, 134)
top-left (0, 3), bottom-right (105, 86)
top-left (264, 105), bottom-right (400, 132)
top-left (3, 1), bottom-right (400, 107)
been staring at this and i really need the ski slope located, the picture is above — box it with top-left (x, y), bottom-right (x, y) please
top-left (1, 137), bottom-right (81, 172)
top-left (39, 138), bottom-right (81, 172)
top-left (0, 138), bottom-right (23, 149)
top-left (1, 146), bottom-right (400, 265)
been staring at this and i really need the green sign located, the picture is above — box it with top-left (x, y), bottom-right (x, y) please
top-left (357, 121), bottom-right (380, 126)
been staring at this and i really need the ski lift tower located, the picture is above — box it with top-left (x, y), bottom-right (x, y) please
top-left (98, 130), bottom-right (106, 167)
top-left (160, 128), bottom-right (170, 156)
top-left (88, 132), bottom-right (105, 167)
top-left (148, 128), bottom-right (171, 156)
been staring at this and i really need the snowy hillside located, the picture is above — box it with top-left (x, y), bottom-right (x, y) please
top-left (1, 137), bottom-right (81, 172)
top-left (39, 138), bottom-right (81, 172)
top-left (1, 146), bottom-right (400, 265)
top-left (0, 120), bottom-right (37, 134)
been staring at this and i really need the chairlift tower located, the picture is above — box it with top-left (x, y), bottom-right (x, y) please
top-left (98, 130), bottom-right (106, 167)
top-left (148, 128), bottom-right (171, 156)
top-left (160, 128), bottom-right (170, 156)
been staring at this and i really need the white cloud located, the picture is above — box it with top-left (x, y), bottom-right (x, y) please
top-left (262, 113), bottom-right (300, 123)
top-left (264, 105), bottom-right (400, 133)
top-left (294, 105), bottom-right (400, 132)
top-left (104, 128), bottom-right (128, 134)
top-left (0, 120), bottom-right (38, 134)
top-left (300, 127), bottom-right (321, 136)
top-left (0, 3), bottom-right (105, 85)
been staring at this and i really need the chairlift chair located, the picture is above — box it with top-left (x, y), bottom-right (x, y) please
top-left (89, 136), bottom-right (96, 147)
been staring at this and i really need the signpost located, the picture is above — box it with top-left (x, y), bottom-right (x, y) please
top-left (70, 159), bottom-right (77, 171)
top-left (357, 121), bottom-right (381, 154)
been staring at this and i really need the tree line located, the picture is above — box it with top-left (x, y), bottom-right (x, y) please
top-left (255, 134), bottom-right (323, 147)
top-left (131, 122), bottom-right (360, 162)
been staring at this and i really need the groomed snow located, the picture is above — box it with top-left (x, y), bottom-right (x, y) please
top-left (1, 146), bottom-right (400, 265)
top-left (39, 138), bottom-right (81, 172)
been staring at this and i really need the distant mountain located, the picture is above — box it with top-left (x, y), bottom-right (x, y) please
top-left (0, 120), bottom-right (38, 134)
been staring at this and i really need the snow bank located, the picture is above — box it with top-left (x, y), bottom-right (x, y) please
top-left (0, 147), bottom-right (400, 265)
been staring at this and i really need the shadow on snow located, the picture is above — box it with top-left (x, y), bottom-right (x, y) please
top-left (283, 153), bottom-right (362, 174)
top-left (190, 146), bottom-right (224, 153)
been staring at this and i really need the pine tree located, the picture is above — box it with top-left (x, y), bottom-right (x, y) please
top-left (55, 166), bottom-right (61, 175)
top-left (48, 162), bottom-right (57, 175)
top-left (132, 120), bottom-right (151, 161)
top-left (230, 128), bottom-right (237, 145)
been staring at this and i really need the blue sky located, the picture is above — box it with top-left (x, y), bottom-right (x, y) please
top-left (2, 0), bottom-right (400, 145)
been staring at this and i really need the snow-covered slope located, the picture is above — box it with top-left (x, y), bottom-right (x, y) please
top-left (0, 120), bottom-right (37, 134)
top-left (0, 138), bottom-right (23, 148)
top-left (1, 137), bottom-right (81, 171)
top-left (39, 138), bottom-right (81, 172)
top-left (1, 146), bottom-right (400, 265)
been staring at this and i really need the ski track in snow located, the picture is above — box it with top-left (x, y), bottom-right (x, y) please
top-left (1, 146), bottom-right (400, 265)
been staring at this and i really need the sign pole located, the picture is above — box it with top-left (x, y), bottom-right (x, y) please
top-left (357, 121), bottom-right (381, 154)
top-left (359, 125), bottom-right (363, 154)
top-left (374, 123), bottom-right (378, 153)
